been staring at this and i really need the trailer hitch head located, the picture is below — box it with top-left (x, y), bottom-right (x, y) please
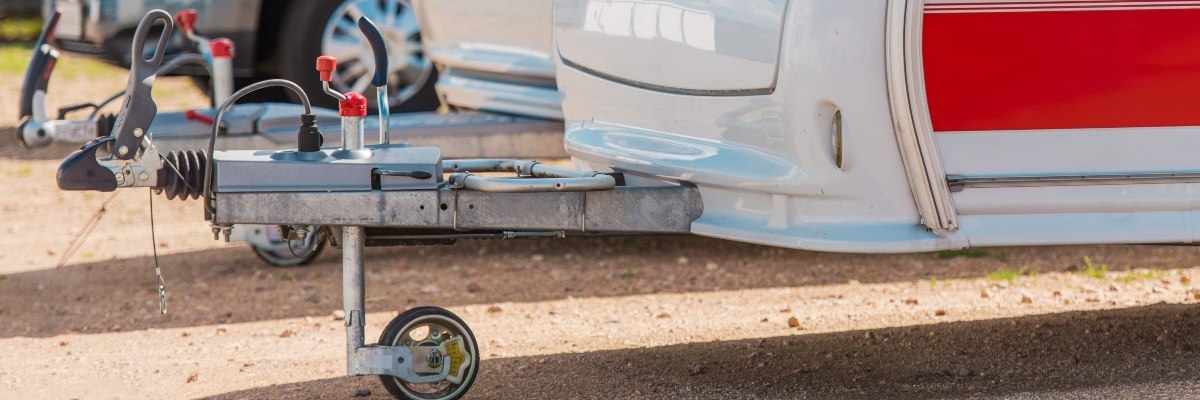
top-left (57, 138), bottom-right (118, 192)
top-left (57, 135), bottom-right (168, 192)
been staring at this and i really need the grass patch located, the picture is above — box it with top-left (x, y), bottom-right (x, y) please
top-left (280, 273), bottom-right (298, 282)
top-left (987, 266), bottom-right (1033, 283)
top-left (0, 41), bottom-right (33, 75)
top-left (0, 17), bottom-right (42, 42)
top-left (1079, 256), bottom-right (1109, 279)
top-left (0, 274), bottom-right (7, 281)
top-left (618, 268), bottom-right (636, 279)
top-left (1116, 268), bottom-right (1161, 283)
top-left (0, 41), bottom-right (121, 78)
top-left (932, 248), bottom-right (990, 259)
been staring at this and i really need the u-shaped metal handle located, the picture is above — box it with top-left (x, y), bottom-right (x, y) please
top-left (131, 10), bottom-right (173, 71)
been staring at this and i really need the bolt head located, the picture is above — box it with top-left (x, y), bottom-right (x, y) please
top-left (118, 146), bottom-right (129, 156)
top-left (133, 128), bottom-right (143, 137)
top-left (138, 171), bottom-right (149, 181)
top-left (426, 349), bottom-right (443, 368)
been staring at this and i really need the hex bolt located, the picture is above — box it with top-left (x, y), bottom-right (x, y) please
top-left (138, 171), bottom-right (149, 181)
top-left (426, 349), bottom-right (443, 368)
top-left (134, 128), bottom-right (144, 138)
top-left (118, 146), bottom-right (129, 156)
top-left (292, 226), bottom-right (309, 241)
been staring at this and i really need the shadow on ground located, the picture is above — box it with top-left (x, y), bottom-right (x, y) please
top-left (205, 303), bottom-right (1200, 399)
top-left (3, 234), bottom-right (1200, 338)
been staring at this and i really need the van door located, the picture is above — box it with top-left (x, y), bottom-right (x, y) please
top-left (925, 0), bottom-right (1200, 176)
top-left (919, 0), bottom-right (1200, 245)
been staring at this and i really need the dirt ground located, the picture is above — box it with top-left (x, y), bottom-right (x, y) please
top-left (3, 54), bottom-right (1200, 400)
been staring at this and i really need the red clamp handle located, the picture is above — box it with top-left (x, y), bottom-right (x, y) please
top-left (340, 92), bottom-right (367, 117)
top-left (175, 9), bottom-right (198, 33)
top-left (316, 56), bottom-right (336, 82)
top-left (210, 38), bottom-right (234, 58)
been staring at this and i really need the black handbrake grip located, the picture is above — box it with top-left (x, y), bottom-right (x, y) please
top-left (111, 9), bottom-right (173, 159)
top-left (358, 16), bottom-right (389, 87)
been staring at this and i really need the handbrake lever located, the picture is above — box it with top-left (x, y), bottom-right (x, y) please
top-left (59, 10), bottom-right (173, 191)
top-left (358, 16), bottom-right (390, 145)
top-left (110, 9), bottom-right (173, 160)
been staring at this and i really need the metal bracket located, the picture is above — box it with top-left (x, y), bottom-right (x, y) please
top-left (349, 345), bottom-right (452, 383)
top-left (98, 137), bottom-right (163, 188)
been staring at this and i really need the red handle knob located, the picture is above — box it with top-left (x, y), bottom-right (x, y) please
top-left (176, 9), bottom-right (198, 33)
top-left (316, 56), bottom-right (336, 82)
top-left (340, 92), bottom-right (367, 117)
top-left (185, 110), bottom-right (215, 125)
top-left (210, 38), bottom-right (234, 58)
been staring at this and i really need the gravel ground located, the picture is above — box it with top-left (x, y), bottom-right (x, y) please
top-left (3, 52), bottom-right (1200, 400)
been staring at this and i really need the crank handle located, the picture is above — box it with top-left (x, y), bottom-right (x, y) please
top-left (316, 56), bottom-right (346, 102)
top-left (174, 9), bottom-right (211, 52)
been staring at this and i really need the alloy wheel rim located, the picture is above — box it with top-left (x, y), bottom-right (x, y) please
top-left (321, 0), bottom-right (432, 106)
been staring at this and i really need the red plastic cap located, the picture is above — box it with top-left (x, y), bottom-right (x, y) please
top-left (316, 56), bottom-right (337, 82)
top-left (176, 9), bottom-right (198, 32)
top-left (210, 38), bottom-right (235, 58)
top-left (340, 93), bottom-right (367, 117)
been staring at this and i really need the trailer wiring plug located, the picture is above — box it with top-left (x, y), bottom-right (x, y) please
top-left (297, 112), bottom-right (323, 152)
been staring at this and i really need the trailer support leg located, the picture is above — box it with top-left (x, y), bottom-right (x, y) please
top-left (342, 225), bottom-right (366, 374)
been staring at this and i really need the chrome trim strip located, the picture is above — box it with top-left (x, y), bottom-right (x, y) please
top-left (948, 172), bottom-right (1200, 191)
